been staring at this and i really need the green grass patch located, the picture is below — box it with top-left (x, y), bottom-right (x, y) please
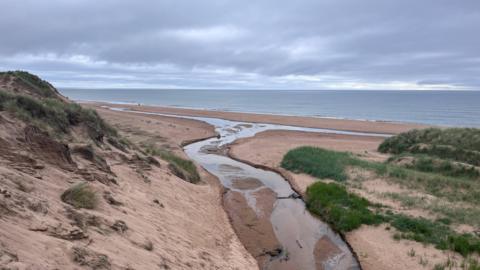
top-left (281, 146), bottom-right (384, 181)
top-left (306, 181), bottom-right (383, 232)
top-left (61, 182), bottom-right (98, 209)
top-left (143, 143), bottom-right (200, 184)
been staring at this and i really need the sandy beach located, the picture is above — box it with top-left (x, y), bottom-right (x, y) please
top-left (4, 1), bottom-right (478, 268)
top-left (90, 103), bottom-right (458, 270)
top-left (89, 102), bottom-right (428, 134)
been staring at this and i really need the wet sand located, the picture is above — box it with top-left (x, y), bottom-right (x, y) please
top-left (92, 103), bottom-right (443, 270)
top-left (88, 102), bottom-right (427, 135)
top-left (223, 188), bottom-right (281, 268)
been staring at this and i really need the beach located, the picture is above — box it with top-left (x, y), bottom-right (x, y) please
top-left (88, 102), bottom-right (427, 134)
top-left (86, 102), bottom-right (463, 270)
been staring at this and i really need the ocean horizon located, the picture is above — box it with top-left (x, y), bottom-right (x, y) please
top-left (60, 88), bottom-right (480, 128)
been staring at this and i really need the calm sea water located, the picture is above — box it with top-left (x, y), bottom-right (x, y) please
top-left (60, 89), bottom-right (480, 127)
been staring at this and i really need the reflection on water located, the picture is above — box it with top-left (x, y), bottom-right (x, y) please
top-left (182, 118), bottom-right (362, 270)
top-left (107, 107), bottom-right (376, 269)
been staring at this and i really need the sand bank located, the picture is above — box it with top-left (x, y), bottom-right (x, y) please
top-left (88, 102), bottom-right (427, 135)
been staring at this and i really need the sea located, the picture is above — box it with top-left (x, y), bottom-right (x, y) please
top-left (59, 89), bottom-right (480, 128)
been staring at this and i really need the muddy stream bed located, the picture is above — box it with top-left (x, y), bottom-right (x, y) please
top-left (108, 107), bottom-right (389, 270)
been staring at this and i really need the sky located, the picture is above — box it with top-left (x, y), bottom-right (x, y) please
top-left (1, 0), bottom-right (479, 90)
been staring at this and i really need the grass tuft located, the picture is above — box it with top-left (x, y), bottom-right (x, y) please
top-left (143, 143), bottom-right (200, 184)
top-left (61, 182), bottom-right (98, 209)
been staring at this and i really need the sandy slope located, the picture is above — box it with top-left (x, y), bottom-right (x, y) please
top-left (0, 106), bottom-right (257, 269)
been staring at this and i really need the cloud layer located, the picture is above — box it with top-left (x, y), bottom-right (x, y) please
top-left (1, 0), bottom-right (479, 89)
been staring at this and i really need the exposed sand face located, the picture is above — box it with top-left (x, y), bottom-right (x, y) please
top-left (0, 107), bottom-right (258, 269)
top-left (95, 106), bottom-right (259, 269)
top-left (91, 102), bottom-right (427, 134)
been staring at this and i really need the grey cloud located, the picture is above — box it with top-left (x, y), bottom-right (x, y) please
top-left (1, 0), bottom-right (479, 89)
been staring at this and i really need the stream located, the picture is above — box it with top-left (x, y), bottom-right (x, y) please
top-left (107, 107), bottom-right (389, 270)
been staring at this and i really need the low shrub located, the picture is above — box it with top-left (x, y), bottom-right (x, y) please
top-left (61, 182), bottom-right (98, 209)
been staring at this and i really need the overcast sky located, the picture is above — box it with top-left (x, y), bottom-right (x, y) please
top-left (1, 0), bottom-right (479, 90)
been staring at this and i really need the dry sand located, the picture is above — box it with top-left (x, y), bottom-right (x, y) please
top-left (0, 106), bottom-right (258, 269)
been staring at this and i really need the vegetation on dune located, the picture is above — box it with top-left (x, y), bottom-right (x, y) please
top-left (382, 192), bottom-right (480, 227)
top-left (388, 154), bottom-right (480, 179)
top-left (61, 182), bottom-right (98, 209)
top-left (281, 146), bottom-right (383, 181)
top-left (143, 143), bottom-right (200, 184)
top-left (379, 128), bottom-right (480, 166)
top-left (388, 214), bottom-right (480, 256)
top-left (306, 182), bottom-right (480, 255)
top-left (306, 182), bottom-right (383, 232)
top-left (283, 145), bottom-right (480, 256)
top-left (0, 70), bottom-right (58, 98)
top-left (281, 146), bottom-right (480, 205)
top-left (0, 90), bottom-right (121, 144)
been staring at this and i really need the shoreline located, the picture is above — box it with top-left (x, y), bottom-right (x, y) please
top-left (91, 102), bottom-right (447, 270)
top-left (77, 99), bottom-right (402, 124)
top-left (87, 101), bottom-right (428, 135)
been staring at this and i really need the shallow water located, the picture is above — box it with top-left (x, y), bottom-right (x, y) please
top-left (183, 118), bottom-right (361, 270)
top-left (108, 107), bottom-right (384, 269)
